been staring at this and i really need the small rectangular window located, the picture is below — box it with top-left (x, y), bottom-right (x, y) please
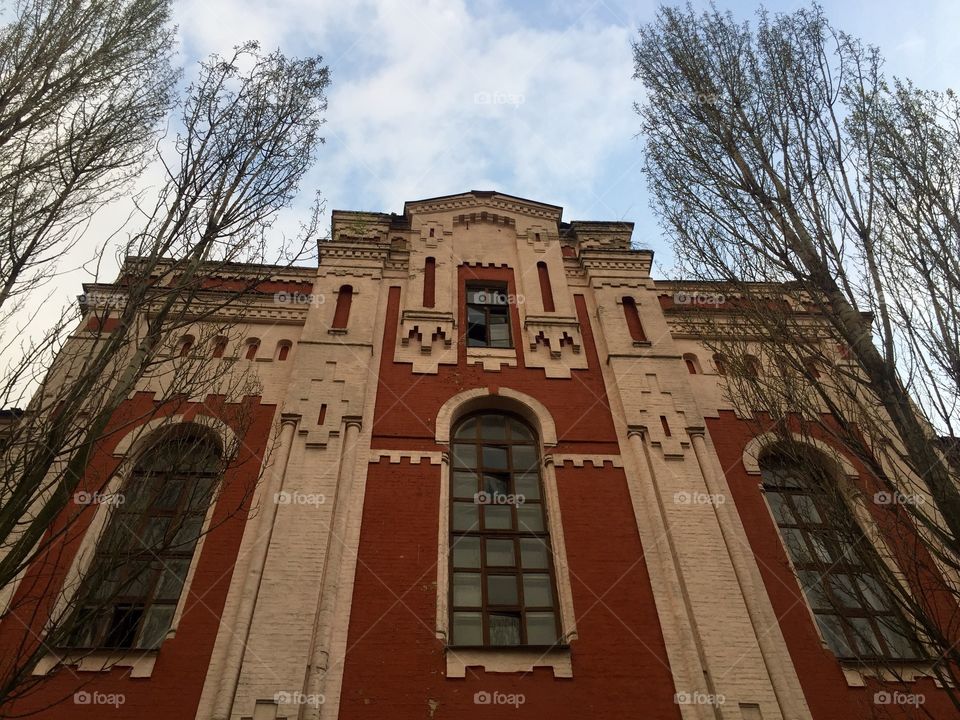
top-left (466, 284), bottom-right (512, 348)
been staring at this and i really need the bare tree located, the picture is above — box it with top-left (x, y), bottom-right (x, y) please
top-left (0, 0), bottom-right (177, 313)
top-left (634, 2), bottom-right (960, 708)
top-left (0, 40), bottom-right (329, 713)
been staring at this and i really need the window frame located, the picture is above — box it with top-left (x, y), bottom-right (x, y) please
top-left (465, 283), bottom-right (513, 349)
top-left (761, 454), bottom-right (922, 662)
top-left (64, 430), bottom-right (221, 651)
top-left (447, 411), bottom-right (561, 648)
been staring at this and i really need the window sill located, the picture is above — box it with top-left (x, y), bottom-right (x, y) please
top-left (632, 340), bottom-right (652, 348)
top-left (327, 328), bottom-right (348, 336)
top-left (839, 659), bottom-right (936, 687)
top-left (445, 645), bottom-right (572, 678)
top-left (33, 648), bottom-right (159, 678)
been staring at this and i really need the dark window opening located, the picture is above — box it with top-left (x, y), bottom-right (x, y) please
top-left (245, 339), bottom-right (260, 360)
top-left (423, 257), bottom-right (436, 308)
top-left (622, 297), bottom-right (647, 342)
top-left (537, 262), bottom-right (555, 313)
top-left (466, 284), bottom-right (511, 348)
top-left (332, 285), bottom-right (354, 329)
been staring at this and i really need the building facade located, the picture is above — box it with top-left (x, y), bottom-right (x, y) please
top-left (0, 191), bottom-right (952, 719)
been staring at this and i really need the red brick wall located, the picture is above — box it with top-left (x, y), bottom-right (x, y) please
top-left (0, 392), bottom-right (274, 719)
top-left (337, 273), bottom-right (682, 718)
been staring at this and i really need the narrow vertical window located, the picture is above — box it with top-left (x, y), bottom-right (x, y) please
top-left (332, 285), bottom-right (353, 329)
top-left (449, 413), bottom-right (559, 647)
top-left (683, 353), bottom-right (699, 374)
top-left (67, 428), bottom-right (221, 649)
top-left (744, 354), bottom-right (761, 377)
top-left (245, 339), bottom-right (260, 360)
top-left (178, 335), bottom-right (194, 357)
top-left (212, 337), bottom-right (228, 359)
top-left (423, 257), bottom-right (436, 309)
top-left (761, 453), bottom-right (919, 660)
top-left (622, 297), bottom-right (647, 342)
top-left (537, 262), bottom-right (555, 313)
top-left (276, 341), bottom-right (291, 361)
top-left (713, 353), bottom-right (727, 375)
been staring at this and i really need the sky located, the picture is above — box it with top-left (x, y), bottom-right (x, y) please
top-left (13, 0), bottom-right (960, 337)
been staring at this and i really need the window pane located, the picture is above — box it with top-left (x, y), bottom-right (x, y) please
top-left (517, 505), bottom-right (544, 532)
top-left (857, 575), bottom-right (890, 611)
top-left (452, 612), bottom-right (483, 645)
top-left (155, 560), bottom-right (191, 601)
top-left (466, 289), bottom-right (486, 304)
top-left (452, 471), bottom-right (477, 498)
top-left (171, 514), bottom-right (204, 548)
top-left (483, 505), bottom-right (512, 530)
top-left (780, 528), bottom-right (811, 562)
top-left (526, 611), bottom-right (557, 644)
top-left (452, 444), bottom-right (476, 469)
top-left (849, 617), bottom-right (882, 657)
top-left (482, 474), bottom-right (508, 497)
top-left (481, 446), bottom-right (508, 470)
top-left (826, 573), bottom-right (862, 609)
top-left (136, 605), bottom-right (175, 649)
top-left (507, 417), bottom-right (534, 443)
top-left (523, 574), bottom-right (553, 606)
top-left (488, 613), bottom-right (521, 646)
top-left (512, 446), bottom-right (538, 473)
top-left (487, 575), bottom-right (518, 605)
top-left (454, 416), bottom-right (477, 440)
top-left (520, 539), bottom-right (550, 569)
top-left (479, 414), bottom-right (507, 440)
top-left (452, 537), bottom-right (481, 568)
top-left (790, 495), bottom-right (822, 524)
top-left (486, 539), bottom-right (515, 567)
top-left (452, 502), bottom-right (478, 531)
top-left (815, 613), bottom-right (852, 657)
top-left (453, 573), bottom-right (482, 607)
top-left (876, 616), bottom-right (919, 659)
top-left (514, 473), bottom-right (541, 501)
top-left (140, 516), bottom-right (172, 550)
top-left (488, 315), bottom-right (510, 347)
top-left (797, 570), bottom-right (830, 610)
top-left (154, 477), bottom-right (185, 511)
top-left (105, 605), bottom-right (143, 648)
top-left (765, 491), bottom-right (794, 525)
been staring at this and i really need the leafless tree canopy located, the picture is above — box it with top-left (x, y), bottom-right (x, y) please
top-left (0, 2), bottom-right (330, 710)
top-left (635, 2), bottom-right (960, 706)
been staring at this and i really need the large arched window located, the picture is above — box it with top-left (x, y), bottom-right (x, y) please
top-left (67, 426), bottom-right (221, 650)
top-left (761, 452), bottom-right (919, 660)
top-left (449, 412), bottom-right (559, 647)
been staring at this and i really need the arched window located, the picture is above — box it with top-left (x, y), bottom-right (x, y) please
top-left (744, 354), bottom-right (761, 377)
top-left (178, 335), bottom-right (194, 357)
top-left (423, 257), bottom-right (436, 308)
top-left (537, 261), bottom-right (555, 313)
top-left (622, 297), bottom-right (647, 343)
top-left (713, 353), bottom-right (727, 375)
top-left (244, 338), bottom-right (260, 360)
top-left (332, 284), bottom-right (353, 329)
top-left (683, 353), bottom-right (700, 374)
top-left (212, 336), bottom-right (228, 359)
top-left (449, 413), bottom-right (559, 647)
top-left (68, 427), bottom-right (221, 649)
top-left (276, 341), bottom-right (292, 361)
top-left (761, 452), bottom-right (919, 660)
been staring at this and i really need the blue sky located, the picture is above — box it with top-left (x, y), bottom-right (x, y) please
top-left (167, 0), bottom-right (960, 274)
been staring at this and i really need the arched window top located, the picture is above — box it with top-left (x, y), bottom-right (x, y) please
top-left (245, 337), bottom-right (260, 360)
top-left (276, 340), bottom-right (292, 361)
top-left (453, 412), bottom-right (535, 445)
top-left (178, 335), bottom-right (195, 357)
top-left (332, 284), bottom-right (354, 329)
top-left (683, 353), bottom-right (700, 374)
